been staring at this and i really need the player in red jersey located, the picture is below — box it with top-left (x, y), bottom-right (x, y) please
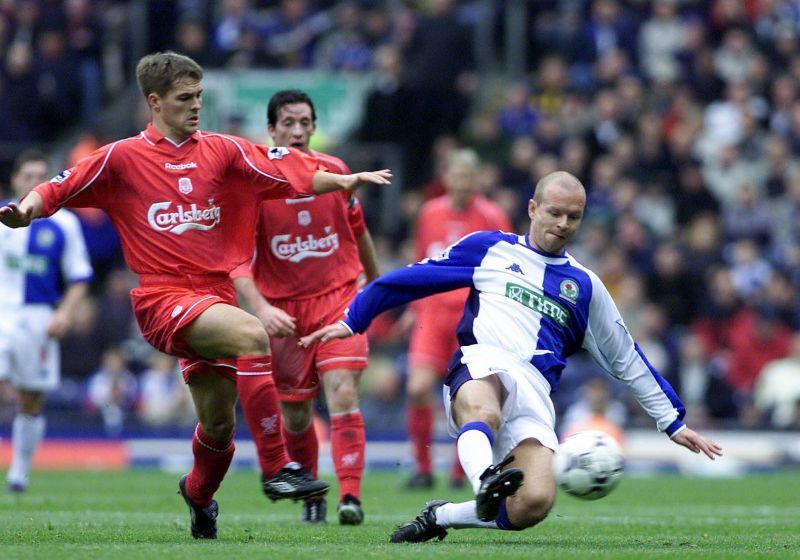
top-left (404, 149), bottom-right (511, 489)
top-left (0, 52), bottom-right (391, 539)
top-left (232, 90), bottom-right (378, 525)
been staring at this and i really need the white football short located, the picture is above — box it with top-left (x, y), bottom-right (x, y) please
top-left (0, 305), bottom-right (60, 392)
top-left (443, 343), bottom-right (559, 463)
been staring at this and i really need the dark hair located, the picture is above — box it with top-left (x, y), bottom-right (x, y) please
top-left (11, 149), bottom-right (47, 177)
top-left (267, 89), bottom-right (317, 126)
top-left (136, 51), bottom-right (203, 98)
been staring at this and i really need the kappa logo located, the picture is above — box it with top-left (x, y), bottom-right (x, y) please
top-left (268, 146), bottom-right (290, 160)
top-left (505, 263), bottom-right (524, 275)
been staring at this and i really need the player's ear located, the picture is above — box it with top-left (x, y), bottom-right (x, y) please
top-left (148, 92), bottom-right (161, 112)
top-left (528, 198), bottom-right (536, 219)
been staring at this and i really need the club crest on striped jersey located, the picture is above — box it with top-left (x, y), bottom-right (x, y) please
top-left (178, 177), bottom-right (193, 194)
top-left (559, 279), bottom-right (580, 303)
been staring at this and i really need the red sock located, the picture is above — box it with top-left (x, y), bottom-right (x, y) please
top-left (185, 424), bottom-right (235, 507)
top-left (282, 421), bottom-right (319, 477)
top-left (236, 356), bottom-right (290, 477)
top-left (407, 403), bottom-right (433, 476)
top-left (331, 410), bottom-right (365, 500)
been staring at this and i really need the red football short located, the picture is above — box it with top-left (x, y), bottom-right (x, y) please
top-left (269, 282), bottom-right (368, 402)
top-left (407, 303), bottom-right (461, 374)
top-left (131, 274), bottom-right (239, 383)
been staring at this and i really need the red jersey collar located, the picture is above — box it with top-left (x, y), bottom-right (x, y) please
top-left (143, 122), bottom-right (200, 145)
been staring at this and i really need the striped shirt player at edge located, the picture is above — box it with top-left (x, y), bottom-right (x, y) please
top-left (0, 150), bottom-right (93, 494)
top-left (0, 51), bottom-right (392, 540)
top-left (300, 170), bottom-right (722, 542)
top-left (232, 90), bottom-right (378, 526)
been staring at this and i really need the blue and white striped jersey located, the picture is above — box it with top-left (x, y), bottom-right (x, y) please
top-left (344, 230), bottom-right (686, 436)
top-left (0, 205), bottom-right (93, 306)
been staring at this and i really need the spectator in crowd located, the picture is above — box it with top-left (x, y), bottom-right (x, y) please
top-left (85, 347), bottom-right (138, 436)
top-left (138, 352), bottom-right (195, 427)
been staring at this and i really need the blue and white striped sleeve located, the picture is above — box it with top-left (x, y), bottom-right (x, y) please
top-left (581, 271), bottom-right (686, 437)
top-left (54, 210), bottom-right (94, 284)
top-left (343, 231), bottom-right (496, 334)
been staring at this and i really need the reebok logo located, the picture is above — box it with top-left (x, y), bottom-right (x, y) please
top-left (165, 162), bottom-right (198, 170)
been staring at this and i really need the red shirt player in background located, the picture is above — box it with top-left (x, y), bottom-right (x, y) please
top-left (0, 52), bottom-right (391, 540)
top-left (233, 90), bottom-right (379, 525)
top-left (405, 148), bottom-right (511, 489)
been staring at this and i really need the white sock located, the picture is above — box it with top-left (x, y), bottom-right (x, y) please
top-left (457, 425), bottom-right (494, 494)
top-left (8, 413), bottom-right (46, 485)
top-left (435, 500), bottom-right (498, 529)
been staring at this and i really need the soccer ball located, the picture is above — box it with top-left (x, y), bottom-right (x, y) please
top-left (552, 430), bottom-right (624, 500)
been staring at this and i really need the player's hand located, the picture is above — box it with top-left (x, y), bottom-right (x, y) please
top-left (343, 169), bottom-right (392, 191)
top-left (671, 427), bottom-right (723, 460)
top-left (0, 202), bottom-right (34, 228)
top-left (46, 310), bottom-right (71, 339)
top-left (298, 322), bottom-right (352, 347)
top-left (255, 303), bottom-right (296, 337)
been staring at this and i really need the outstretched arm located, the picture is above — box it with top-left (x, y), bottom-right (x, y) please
top-left (0, 191), bottom-right (43, 228)
top-left (312, 169), bottom-right (392, 194)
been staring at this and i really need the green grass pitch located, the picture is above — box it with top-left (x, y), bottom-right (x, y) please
top-left (1, 469), bottom-right (797, 559)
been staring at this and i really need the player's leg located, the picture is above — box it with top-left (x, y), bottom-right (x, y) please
top-left (6, 389), bottom-right (46, 492)
top-left (451, 375), bottom-right (504, 492)
top-left (184, 371), bottom-right (239, 504)
top-left (183, 303), bottom-right (294, 474)
top-left (181, 304), bottom-right (327, 501)
top-left (6, 325), bottom-right (58, 493)
top-left (499, 439), bottom-right (556, 529)
top-left (322, 367), bottom-right (366, 525)
top-left (405, 364), bottom-right (438, 488)
top-left (179, 371), bottom-right (238, 539)
top-left (280, 399), bottom-right (318, 475)
top-left (279, 399), bottom-right (325, 523)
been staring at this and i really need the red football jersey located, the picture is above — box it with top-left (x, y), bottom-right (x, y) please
top-left (33, 124), bottom-right (321, 277)
top-left (232, 151), bottom-right (366, 301)
top-left (414, 194), bottom-right (512, 308)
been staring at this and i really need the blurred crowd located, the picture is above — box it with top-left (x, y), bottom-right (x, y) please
top-left (3, 0), bottom-right (800, 437)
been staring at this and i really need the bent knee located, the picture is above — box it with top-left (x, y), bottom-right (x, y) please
top-left (508, 494), bottom-right (554, 529)
top-left (200, 418), bottom-right (236, 442)
top-left (281, 402), bottom-right (313, 433)
top-left (235, 316), bottom-right (270, 356)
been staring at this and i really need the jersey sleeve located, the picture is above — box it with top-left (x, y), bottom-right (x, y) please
top-left (33, 144), bottom-right (114, 217)
top-left (581, 271), bottom-right (686, 436)
top-left (343, 231), bottom-right (497, 333)
top-left (56, 210), bottom-right (94, 284)
top-left (229, 260), bottom-right (254, 280)
top-left (346, 194), bottom-right (367, 238)
top-left (225, 137), bottom-right (322, 201)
